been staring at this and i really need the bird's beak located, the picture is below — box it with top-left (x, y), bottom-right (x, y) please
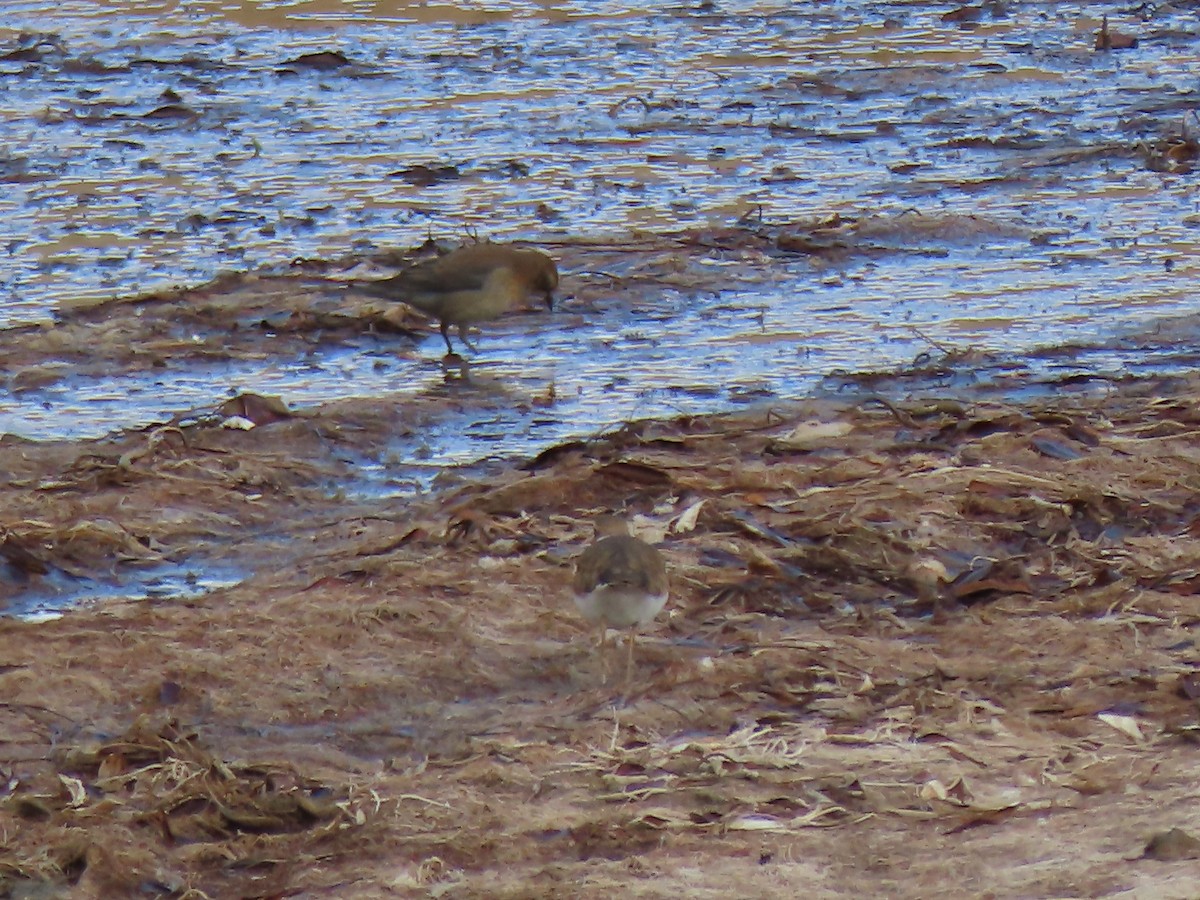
top-left (544, 291), bottom-right (555, 311)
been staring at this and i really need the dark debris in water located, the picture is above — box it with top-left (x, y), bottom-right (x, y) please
top-left (280, 50), bottom-right (355, 71)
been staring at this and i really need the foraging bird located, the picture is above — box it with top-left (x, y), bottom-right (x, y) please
top-left (572, 516), bottom-right (669, 681)
top-left (356, 242), bottom-right (558, 354)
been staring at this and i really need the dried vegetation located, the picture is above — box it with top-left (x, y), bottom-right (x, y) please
top-left (4, 351), bottom-right (1200, 896)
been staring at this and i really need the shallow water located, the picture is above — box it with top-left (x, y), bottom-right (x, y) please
top-left (3, 1), bottom-right (1199, 441)
top-left (7, 1), bottom-right (1200, 618)
top-left (4, 558), bottom-right (245, 622)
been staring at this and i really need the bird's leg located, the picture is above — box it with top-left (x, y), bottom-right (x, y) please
top-left (457, 324), bottom-right (479, 353)
top-left (439, 321), bottom-right (456, 355)
top-left (625, 628), bottom-right (636, 683)
top-left (597, 626), bottom-right (609, 684)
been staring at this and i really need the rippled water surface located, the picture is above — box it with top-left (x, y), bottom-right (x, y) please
top-left (3, 1), bottom-right (1200, 441)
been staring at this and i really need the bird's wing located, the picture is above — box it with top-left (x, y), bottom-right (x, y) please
top-left (574, 538), bottom-right (666, 594)
top-left (398, 256), bottom-right (494, 294)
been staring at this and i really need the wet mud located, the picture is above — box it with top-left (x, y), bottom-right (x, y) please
top-left (5, 371), bottom-right (1200, 896)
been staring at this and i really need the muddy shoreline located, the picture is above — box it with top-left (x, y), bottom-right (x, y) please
top-left (7, 2), bottom-right (1200, 893)
top-left (4, 328), bottom-right (1200, 894)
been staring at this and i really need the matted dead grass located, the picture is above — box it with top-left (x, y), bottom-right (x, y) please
top-left (4, 369), bottom-right (1200, 897)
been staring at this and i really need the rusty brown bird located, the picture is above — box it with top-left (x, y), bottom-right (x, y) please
top-left (356, 242), bottom-right (558, 354)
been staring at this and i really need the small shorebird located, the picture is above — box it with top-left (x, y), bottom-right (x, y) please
top-left (356, 242), bottom-right (558, 354)
top-left (572, 516), bottom-right (669, 681)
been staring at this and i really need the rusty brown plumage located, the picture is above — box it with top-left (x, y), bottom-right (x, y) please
top-left (357, 242), bottom-right (558, 354)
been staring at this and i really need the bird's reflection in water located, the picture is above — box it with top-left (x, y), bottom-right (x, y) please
top-left (441, 352), bottom-right (470, 383)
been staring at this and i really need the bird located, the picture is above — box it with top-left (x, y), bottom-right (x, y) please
top-left (355, 242), bottom-right (558, 355)
top-left (571, 515), bottom-right (669, 682)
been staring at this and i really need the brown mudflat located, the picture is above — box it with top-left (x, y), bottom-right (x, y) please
top-left (2, 347), bottom-right (1200, 897)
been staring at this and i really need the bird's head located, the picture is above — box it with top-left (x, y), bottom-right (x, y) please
top-left (518, 249), bottom-right (559, 310)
